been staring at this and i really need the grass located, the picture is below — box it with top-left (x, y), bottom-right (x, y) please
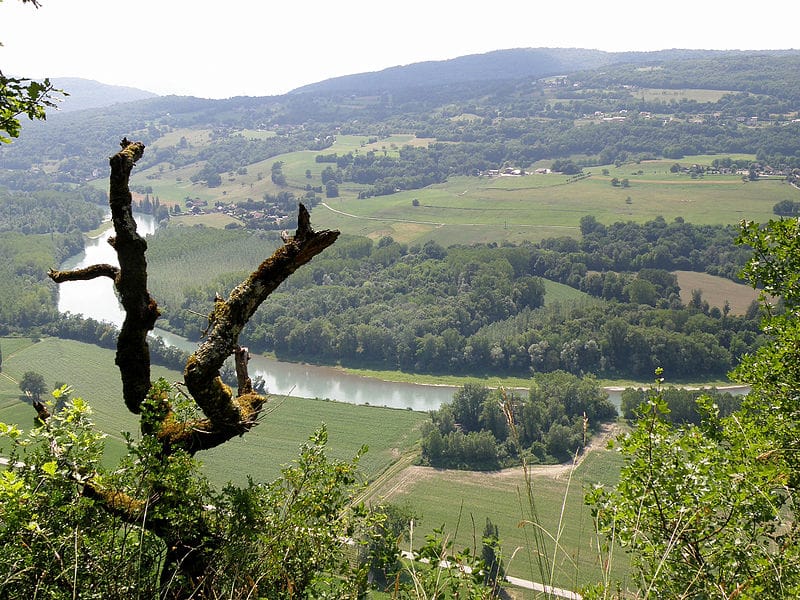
top-left (0, 337), bottom-right (181, 462)
top-left (200, 398), bottom-right (426, 486)
top-left (0, 337), bottom-right (427, 485)
top-left (2, 339), bottom-right (630, 593)
top-left (334, 366), bottom-right (534, 391)
top-left (371, 445), bottom-right (628, 592)
top-left (627, 88), bottom-right (734, 103)
top-left (312, 167), bottom-right (784, 245)
top-left (170, 211), bottom-right (242, 228)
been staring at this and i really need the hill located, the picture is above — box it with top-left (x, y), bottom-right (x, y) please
top-left (51, 78), bottom-right (158, 112)
top-left (290, 47), bottom-right (756, 94)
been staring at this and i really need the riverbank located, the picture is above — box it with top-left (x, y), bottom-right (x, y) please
top-left (326, 362), bottom-right (749, 396)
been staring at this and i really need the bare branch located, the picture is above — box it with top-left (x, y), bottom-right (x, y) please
top-left (48, 264), bottom-right (119, 283)
top-left (108, 139), bottom-right (161, 414)
top-left (235, 345), bottom-right (252, 396)
top-left (48, 140), bottom-right (339, 456)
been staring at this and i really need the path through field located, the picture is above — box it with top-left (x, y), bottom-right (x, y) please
top-left (319, 202), bottom-right (444, 227)
top-left (361, 422), bottom-right (621, 599)
top-left (368, 422), bottom-right (621, 504)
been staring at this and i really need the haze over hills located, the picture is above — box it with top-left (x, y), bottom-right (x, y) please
top-left (289, 47), bottom-right (800, 94)
top-left (50, 77), bottom-right (158, 112)
top-left (50, 46), bottom-right (800, 108)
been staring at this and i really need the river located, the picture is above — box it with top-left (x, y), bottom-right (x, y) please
top-left (56, 215), bottom-right (754, 411)
top-left (57, 214), bottom-right (459, 411)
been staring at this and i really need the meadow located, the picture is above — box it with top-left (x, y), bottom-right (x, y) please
top-left (370, 442), bottom-right (628, 591)
top-left (313, 166), bottom-right (783, 246)
top-left (124, 131), bottom-right (791, 247)
top-left (1, 336), bottom-right (631, 592)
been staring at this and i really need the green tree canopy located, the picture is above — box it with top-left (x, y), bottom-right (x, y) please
top-left (588, 218), bottom-right (800, 598)
top-left (18, 370), bottom-right (46, 402)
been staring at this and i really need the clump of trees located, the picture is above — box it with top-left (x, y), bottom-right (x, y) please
top-left (421, 372), bottom-right (617, 469)
top-left (773, 199), bottom-right (800, 216)
top-left (147, 216), bottom-right (761, 382)
top-left (620, 385), bottom-right (743, 424)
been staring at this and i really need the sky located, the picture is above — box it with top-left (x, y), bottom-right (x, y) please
top-left (2, 0), bottom-right (798, 100)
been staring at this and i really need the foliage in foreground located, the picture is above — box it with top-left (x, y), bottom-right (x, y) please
top-left (0, 384), bottom-right (373, 598)
top-left (0, 383), bottom-right (509, 599)
top-left (587, 218), bottom-right (800, 599)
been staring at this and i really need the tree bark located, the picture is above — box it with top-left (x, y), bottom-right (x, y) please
top-left (50, 139), bottom-right (339, 448)
top-left (182, 203), bottom-right (339, 449)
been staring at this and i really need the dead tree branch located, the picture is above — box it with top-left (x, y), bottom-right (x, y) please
top-left (43, 138), bottom-right (340, 593)
top-left (48, 263), bottom-right (119, 282)
top-left (182, 203), bottom-right (339, 448)
top-left (48, 139), bottom-right (339, 454)
top-left (109, 139), bottom-right (161, 414)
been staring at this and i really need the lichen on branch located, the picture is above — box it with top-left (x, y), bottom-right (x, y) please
top-left (183, 204), bottom-right (339, 443)
top-left (48, 139), bottom-right (339, 455)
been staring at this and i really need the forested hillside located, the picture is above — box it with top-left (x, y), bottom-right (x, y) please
top-left (2, 48), bottom-right (798, 383)
top-left (4, 49), bottom-right (800, 190)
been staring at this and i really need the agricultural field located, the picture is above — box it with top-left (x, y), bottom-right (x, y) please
top-left (1, 337), bottom-right (629, 592)
top-left (674, 270), bottom-right (761, 314)
top-left (122, 126), bottom-right (791, 248)
top-left (0, 337), bottom-right (427, 485)
top-left (622, 88), bottom-right (733, 103)
top-left (369, 429), bottom-right (628, 591)
top-left (311, 164), bottom-right (784, 246)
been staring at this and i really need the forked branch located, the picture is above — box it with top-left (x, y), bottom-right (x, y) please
top-left (48, 139), bottom-right (339, 455)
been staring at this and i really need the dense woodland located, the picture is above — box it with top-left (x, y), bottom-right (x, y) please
top-left (0, 187), bottom-right (766, 381)
top-left (2, 51), bottom-right (798, 382)
top-left (141, 220), bottom-right (762, 381)
top-left (5, 51), bottom-right (798, 383)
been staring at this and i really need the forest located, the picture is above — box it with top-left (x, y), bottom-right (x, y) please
top-left (4, 53), bottom-right (800, 193)
top-left (420, 373), bottom-right (617, 469)
top-left (138, 219), bottom-right (762, 381)
top-left (0, 188), bottom-right (767, 381)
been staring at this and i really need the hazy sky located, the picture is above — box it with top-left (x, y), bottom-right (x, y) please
top-left (2, 0), bottom-right (798, 99)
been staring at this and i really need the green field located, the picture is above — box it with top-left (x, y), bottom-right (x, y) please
top-left (0, 337), bottom-right (427, 485)
top-left (372, 444), bottom-right (628, 591)
top-left (312, 166), bottom-right (784, 246)
top-left (1, 339), bottom-right (629, 593)
top-left (122, 129), bottom-right (793, 247)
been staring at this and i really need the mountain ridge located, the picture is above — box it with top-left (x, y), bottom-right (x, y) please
top-left (288, 47), bottom-right (799, 94)
top-left (50, 77), bottom-right (158, 112)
